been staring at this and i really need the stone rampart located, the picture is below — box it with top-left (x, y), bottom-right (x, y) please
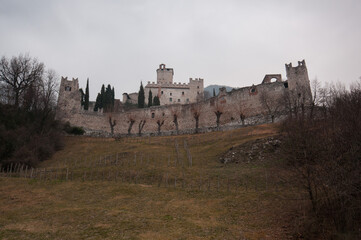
top-left (56, 60), bottom-right (311, 136)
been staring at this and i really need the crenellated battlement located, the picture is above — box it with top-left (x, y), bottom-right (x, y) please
top-left (60, 76), bottom-right (79, 92)
top-left (285, 59), bottom-right (307, 75)
top-left (189, 78), bottom-right (204, 82)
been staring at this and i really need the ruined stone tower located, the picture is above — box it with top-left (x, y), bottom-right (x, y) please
top-left (285, 59), bottom-right (312, 99)
top-left (56, 77), bottom-right (81, 119)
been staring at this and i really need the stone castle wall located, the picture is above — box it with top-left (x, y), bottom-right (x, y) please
top-left (56, 60), bottom-right (311, 136)
top-left (144, 78), bottom-right (204, 105)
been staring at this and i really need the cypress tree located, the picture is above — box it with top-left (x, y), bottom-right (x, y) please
top-left (79, 88), bottom-right (85, 107)
top-left (100, 84), bottom-right (105, 109)
top-left (84, 78), bottom-right (89, 110)
top-left (138, 82), bottom-right (145, 108)
top-left (213, 88), bottom-right (216, 97)
top-left (94, 93), bottom-right (101, 111)
top-left (148, 90), bottom-right (153, 107)
top-left (111, 87), bottom-right (115, 107)
top-left (153, 96), bottom-right (160, 106)
top-left (104, 84), bottom-right (112, 111)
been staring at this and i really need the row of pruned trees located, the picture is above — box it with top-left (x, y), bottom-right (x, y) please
top-left (115, 98), bottom-right (250, 137)
top-left (107, 80), bottom-right (321, 137)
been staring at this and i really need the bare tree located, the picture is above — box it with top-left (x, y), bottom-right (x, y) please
top-left (156, 119), bottom-right (164, 135)
top-left (108, 114), bottom-right (116, 136)
top-left (259, 90), bottom-right (282, 123)
top-left (138, 120), bottom-right (146, 136)
top-left (213, 100), bottom-right (224, 128)
top-left (138, 113), bottom-right (147, 136)
top-left (40, 69), bottom-right (59, 110)
top-left (127, 114), bottom-right (135, 136)
top-left (0, 54), bottom-right (44, 107)
top-left (281, 82), bottom-right (361, 236)
top-left (191, 104), bottom-right (202, 134)
top-left (237, 103), bottom-right (249, 126)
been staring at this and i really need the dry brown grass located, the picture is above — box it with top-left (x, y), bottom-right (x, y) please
top-left (0, 124), bottom-right (306, 239)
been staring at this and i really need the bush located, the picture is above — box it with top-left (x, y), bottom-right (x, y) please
top-left (63, 122), bottom-right (85, 135)
top-left (0, 104), bottom-right (64, 168)
top-left (69, 126), bottom-right (85, 135)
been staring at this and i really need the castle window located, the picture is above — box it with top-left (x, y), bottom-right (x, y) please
top-left (182, 91), bottom-right (184, 95)
top-left (170, 92), bottom-right (172, 96)
top-left (178, 99), bottom-right (180, 102)
top-left (197, 91), bottom-right (199, 95)
top-left (65, 86), bottom-right (71, 91)
top-left (250, 88), bottom-right (256, 93)
top-left (170, 98), bottom-right (172, 102)
top-left (197, 86), bottom-right (199, 89)
top-left (186, 98), bottom-right (189, 102)
top-left (284, 82), bottom-right (288, 88)
top-left (161, 91), bottom-right (163, 94)
top-left (162, 112), bottom-right (165, 116)
top-left (151, 113), bottom-right (155, 118)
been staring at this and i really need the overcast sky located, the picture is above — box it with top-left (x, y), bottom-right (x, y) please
top-left (1, 0), bottom-right (360, 100)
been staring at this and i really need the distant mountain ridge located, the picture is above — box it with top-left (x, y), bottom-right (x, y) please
top-left (204, 85), bottom-right (235, 97)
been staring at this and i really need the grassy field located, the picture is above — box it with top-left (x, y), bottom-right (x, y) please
top-left (0, 124), bottom-right (307, 239)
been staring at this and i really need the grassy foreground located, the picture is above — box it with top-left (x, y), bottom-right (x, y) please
top-left (0, 124), bottom-right (306, 239)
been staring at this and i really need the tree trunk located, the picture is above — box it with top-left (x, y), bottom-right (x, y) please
top-left (215, 111), bottom-right (222, 128)
top-left (240, 114), bottom-right (245, 126)
top-left (157, 120), bottom-right (164, 136)
top-left (138, 120), bottom-right (146, 136)
top-left (128, 120), bottom-right (135, 135)
top-left (15, 91), bottom-right (20, 108)
top-left (109, 117), bottom-right (116, 136)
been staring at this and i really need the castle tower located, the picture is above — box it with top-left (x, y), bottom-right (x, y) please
top-left (56, 77), bottom-right (81, 119)
top-left (285, 60), bottom-right (312, 100)
top-left (157, 63), bottom-right (174, 84)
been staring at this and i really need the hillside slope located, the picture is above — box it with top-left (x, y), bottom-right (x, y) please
top-left (0, 124), bottom-right (306, 240)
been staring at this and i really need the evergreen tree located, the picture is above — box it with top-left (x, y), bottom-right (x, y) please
top-left (138, 82), bottom-right (145, 108)
top-left (111, 87), bottom-right (115, 107)
top-left (148, 90), bottom-right (153, 107)
top-left (79, 88), bottom-right (85, 107)
top-left (213, 88), bottom-right (216, 97)
top-left (93, 84), bottom-right (115, 112)
top-left (84, 78), bottom-right (89, 110)
top-left (103, 84), bottom-right (112, 111)
top-left (94, 93), bottom-right (101, 111)
top-left (153, 96), bottom-right (160, 106)
top-left (100, 84), bottom-right (105, 109)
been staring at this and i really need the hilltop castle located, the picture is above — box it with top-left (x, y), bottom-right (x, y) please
top-left (123, 63), bottom-right (204, 106)
top-left (56, 60), bottom-right (311, 136)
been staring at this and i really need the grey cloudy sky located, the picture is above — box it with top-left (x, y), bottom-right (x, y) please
top-left (1, 0), bottom-right (360, 100)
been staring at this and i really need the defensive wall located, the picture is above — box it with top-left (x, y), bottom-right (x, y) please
top-left (56, 60), bottom-right (311, 136)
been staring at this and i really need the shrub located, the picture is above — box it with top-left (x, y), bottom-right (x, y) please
top-left (0, 104), bottom-right (64, 168)
top-left (63, 122), bottom-right (85, 135)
